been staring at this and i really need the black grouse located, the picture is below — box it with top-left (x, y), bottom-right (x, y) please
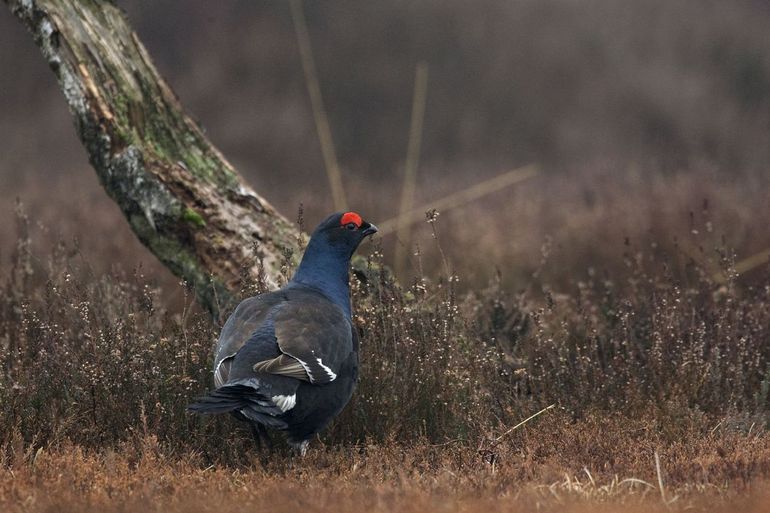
top-left (188, 211), bottom-right (377, 455)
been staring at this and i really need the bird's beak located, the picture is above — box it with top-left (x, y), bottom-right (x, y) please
top-left (361, 222), bottom-right (378, 237)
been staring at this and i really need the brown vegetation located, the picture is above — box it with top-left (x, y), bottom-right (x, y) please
top-left (3, 1), bottom-right (770, 511)
top-left (2, 202), bottom-right (770, 511)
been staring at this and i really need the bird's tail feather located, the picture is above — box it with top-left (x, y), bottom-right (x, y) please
top-left (188, 381), bottom-right (287, 428)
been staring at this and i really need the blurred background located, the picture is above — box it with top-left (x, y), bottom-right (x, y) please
top-left (1, 0), bottom-right (769, 297)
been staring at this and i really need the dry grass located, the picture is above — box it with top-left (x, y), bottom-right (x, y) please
top-left (2, 418), bottom-right (770, 513)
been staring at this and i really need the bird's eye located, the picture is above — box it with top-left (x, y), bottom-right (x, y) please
top-left (345, 222), bottom-right (357, 231)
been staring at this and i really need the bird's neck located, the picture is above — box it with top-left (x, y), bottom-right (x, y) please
top-left (290, 239), bottom-right (352, 318)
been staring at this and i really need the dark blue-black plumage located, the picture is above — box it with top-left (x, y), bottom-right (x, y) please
top-left (188, 212), bottom-right (377, 454)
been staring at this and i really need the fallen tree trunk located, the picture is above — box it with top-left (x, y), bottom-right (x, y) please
top-left (4, 0), bottom-right (303, 317)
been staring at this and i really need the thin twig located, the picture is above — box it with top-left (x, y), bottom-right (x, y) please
top-left (289, 0), bottom-right (347, 211)
top-left (428, 212), bottom-right (451, 279)
top-left (395, 62), bottom-right (429, 277)
top-left (492, 403), bottom-right (555, 446)
top-left (377, 164), bottom-right (539, 235)
top-left (712, 247), bottom-right (770, 284)
top-left (618, 477), bottom-right (656, 488)
top-left (655, 451), bottom-right (665, 503)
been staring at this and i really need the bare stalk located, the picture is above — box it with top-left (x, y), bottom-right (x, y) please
top-left (289, 0), bottom-right (348, 211)
top-left (395, 62), bottom-right (429, 277)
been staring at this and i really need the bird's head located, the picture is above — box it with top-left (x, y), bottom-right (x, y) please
top-left (308, 211), bottom-right (378, 256)
top-left (292, 212), bottom-right (377, 314)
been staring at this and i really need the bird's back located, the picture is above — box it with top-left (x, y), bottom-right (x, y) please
top-left (213, 285), bottom-right (357, 387)
top-left (213, 290), bottom-right (286, 387)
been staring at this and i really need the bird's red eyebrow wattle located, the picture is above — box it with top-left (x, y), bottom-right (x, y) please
top-left (340, 212), bottom-right (362, 227)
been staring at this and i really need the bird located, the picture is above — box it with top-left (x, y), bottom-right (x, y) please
top-left (188, 211), bottom-right (377, 455)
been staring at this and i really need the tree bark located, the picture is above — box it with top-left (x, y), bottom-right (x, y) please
top-left (4, 0), bottom-right (303, 317)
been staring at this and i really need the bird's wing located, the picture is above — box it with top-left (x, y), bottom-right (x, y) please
top-left (214, 322), bottom-right (302, 414)
top-left (252, 354), bottom-right (309, 380)
top-left (253, 297), bottom-right (353, 385)
top-left (213, 292), bottom-right (284, 387)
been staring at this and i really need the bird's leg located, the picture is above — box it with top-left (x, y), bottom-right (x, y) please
top-left (249, 424), bottom-right (271, 451)
top-left (257, 424), bottom-right (272, 450)
top-left (290, 440), bottom-right (309, 457)
top-left (249, 423), bottom-right (272, 452)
